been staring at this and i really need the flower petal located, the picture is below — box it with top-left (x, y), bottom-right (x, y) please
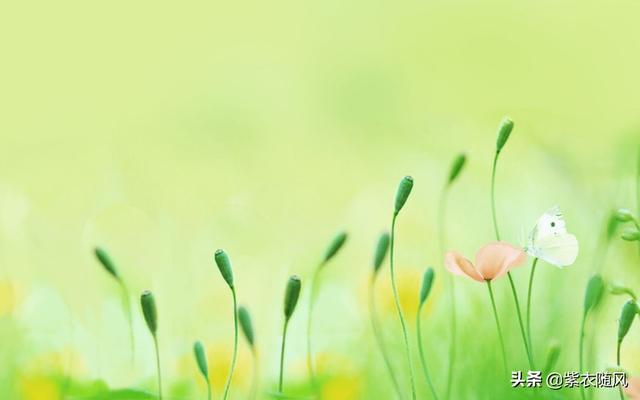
top-left (626, 377), bottom-right (640, 399)
top-left (474, 242), bottom-right (526, 281)
top-left (445, 251), bottom-right (484, 282)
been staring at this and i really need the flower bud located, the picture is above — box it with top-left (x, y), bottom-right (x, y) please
top-left (583, 274), bottom-right (605, 315)
top-left (543, 342), bottom-right (561, 373)
top-left (609, 283), bottom-right (637, 300)
top-left (447, 153), bottom-right (467, 185)
top-left (495, 117), bottom-right (514, 153)
top-left (94, 247), bottom-right (119, 280)
top-left (322, 231), bottom-right (348, 265)
top-left (419, 267), bottom-right (435, 307)
top-left (238, 306), bottom-right (255, 347)
top-left (606, 210), bottom-right (620, 241)
top-left (373, 232), bottom-right (390, 275)
top-left (615, 208), bottom-right (634, 222)
top-left (140, 290), bottom-right (158, 336)
top-left (394, 176), bottom-right (414, 215)
top-left (214, 249), bottom-right (234, 289)
top-left (621, 227), bottom-right (640, 241)
top-left (284, 275), bottom-right (302, 321)
top-left (617, 300), bottom-right (639, 343)
top-left (193, 340), bottom-right (208, 378)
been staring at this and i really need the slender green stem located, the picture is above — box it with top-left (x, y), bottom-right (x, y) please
top-left (369, 276), bottom-right (404, 399)
top-left (119, 280), bottom-right (135, 365)
top-left (306, 265), bottom-right (322, 391)
top-left (636, 145), bottom-right (639, 224)
top-left (417, 306), bottom-right (439, 400)
top-left (525, 258), bottom-right (539, 362)
top-left (279, 320), bottom-right (289, 393)
top-left (490, 150), bottom-right (533, 368)
top-left (490, 153), bottom-right (501, 241)
top-left (506, 273), bottom-right (534, 368)
top-left (390, 213), bottom-right (417, 400)
top-left (438, 188), bottom-right (456, 400)
top-left (579, 312), bottom-right (587, 400)
top-left (633, 218), bottom-right (640, 258)
top-left (250, 347), bottom-right (258, 400)
top-left (206, 379), bottom-right (212, 400)
top-left (153, 336), bottom-right (162, 400)
top-left (222, 288), bottom-right (239, 400)
top-left (486, 281), bottom-right (507, 371)
top-left (617, 340), bottom-right (623, 400)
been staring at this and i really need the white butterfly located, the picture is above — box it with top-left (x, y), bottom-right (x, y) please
top-left (525, 206), bottom-right (579, 267)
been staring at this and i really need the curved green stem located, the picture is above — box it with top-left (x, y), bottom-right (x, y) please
top-left (438, 188), bottom-right (456, 400)
top-left (579, 312), bottom-right (587, 400)
top-left (507, 273), bottom-right (534, 369)
top-left (417, 306), bottom-right (439, 400)
top-left (250, 347), bottom-right (258, 400)
top-left (490, 153), bottom-right (501, 241)
top-left (222, 288), bottom-right (239, 400)
top-left (525, 258), bottom-right (539, 363)
top-left (369, 276), bottom-right (404, 399)
top-left (206, 379), bottom-right (212, 400)
top-left (390, 213), bottom-right (417, 400)
top-left (617, 340), bottom-right (623, 400)
top-left (490, 150), bottom-right (533, 369)
top-left (633, 218), bottom-right (640, 258)
top-left (279, 320), bottom-right (289, 393)
top-left (486, 281), bottom-right (507, 371)
top-left (306, 265), bottom-right (322, 391)
top-left (636, 145), bottom-right (639, 225)
top-left (153, 336), bottom-right (163, 400)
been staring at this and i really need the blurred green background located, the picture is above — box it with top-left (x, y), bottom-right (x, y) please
top-left (1, 0), bottom-right (639, 398)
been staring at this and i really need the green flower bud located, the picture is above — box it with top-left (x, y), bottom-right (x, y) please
top-left (238, 306), bottom-right (255, 347)
top-left (94, 247), bottom-right (119, 280)
top-left (615, 208), bottom-right (634, 223)
top-left (322, 231), bottom-right (348, 265)
top-left (214, 249), bottom-right (234, 289)
top-left (621, 227), bottom-right (640, 241)
top-left (606, 210), bottom-right (621, 241)
top-left (394, 176), bottom-right (414, 215)
top-left (373, 232), bottom-right (390, 275)
top-left (495, 117), bottom-right (514, 153)
top-left (583, 275), bottom-right (605, 315)
top-left (447, 153), bottom-right (467, 185)
top-left (140, 290), bottom-right (158, 336)
top-left (419, 267), bottom-right (435, 307)
top-left (605, 366), bottom-right (628, 374)
top-left (609, 283), bottom-right (637, 300)
top-left (193, 340), bottom-right (208, 378)
top-left (543, 342), bottom-right (561, 373)
top-left (617, 300), bottom-right (639, 343)
top-left (284, 275), bottom-right (302, 321)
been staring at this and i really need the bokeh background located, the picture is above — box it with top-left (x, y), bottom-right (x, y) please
top-left (1, 0), bottom-right (640, 398)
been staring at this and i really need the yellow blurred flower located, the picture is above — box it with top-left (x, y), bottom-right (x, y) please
top-left (376, 268), bottom-right (438, 320)
top-left (0, 279), bottom-right (21, 315)
top-left (314, 352), bottom-right (362, 399)
top-left (177, 341), bottom-right (253, 394)
top-left (19, 375), bottom-right (60, 400)
top-left (321, 375), bottom-right (361, 400)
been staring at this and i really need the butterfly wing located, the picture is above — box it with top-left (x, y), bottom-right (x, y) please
top-left (535, 233), bottom-right (579, 267)
top-left (534, 206), bottom-right (567, 240)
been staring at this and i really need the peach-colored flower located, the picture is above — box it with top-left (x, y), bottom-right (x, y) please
top-left (625, 377), bottom-right (640, 399)
top-left (445, 242), bottom-right (527, 282)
